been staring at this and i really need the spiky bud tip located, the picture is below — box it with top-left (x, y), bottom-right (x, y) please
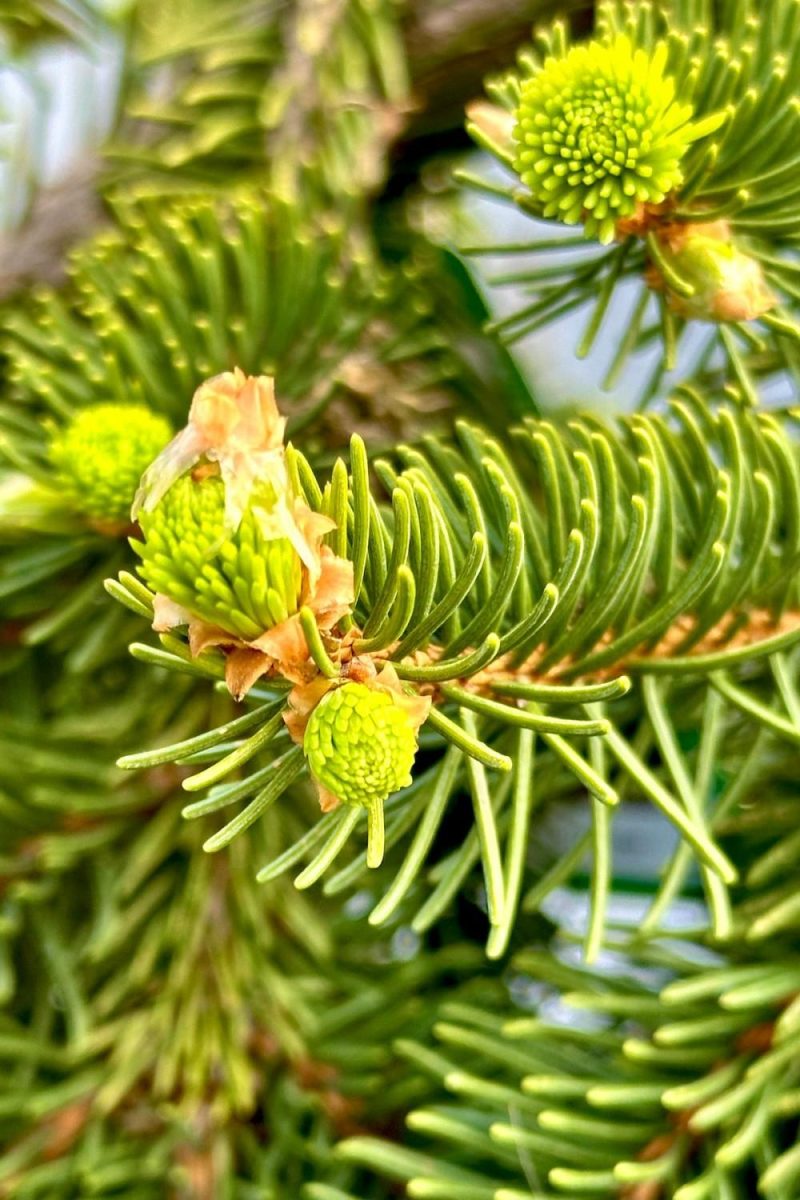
top-left (135, 473), bottom-right (302, 641)
top-left (303, 682), bottom-right (420, 810)
top-left (513, 35), bottom-right (721, 243)
top-left (49, 403), bottom-right (171, 526)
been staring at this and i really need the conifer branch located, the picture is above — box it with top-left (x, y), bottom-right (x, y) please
top-left (462, 0), bottom-right (800, 400)
top-left (110, 384), bottom-right (800, 954)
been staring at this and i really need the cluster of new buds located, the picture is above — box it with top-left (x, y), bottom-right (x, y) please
top-left (129, 370), bottom-right (429, 863)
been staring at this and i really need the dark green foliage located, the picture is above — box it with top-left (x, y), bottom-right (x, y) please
top-left (0, 659), bottom-right (486, 1198)
top-left (2, 0), bottom-right (800, 1195)
top-left (2, 189), bottom-right (450, 436)
top-left (113, 397), bottom-right (800, 956)
top-left (340, 931), bottom-right (800, 1198)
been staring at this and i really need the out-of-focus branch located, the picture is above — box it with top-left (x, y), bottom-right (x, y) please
top-left (0, 1), bottom-right (595, 291)
top-left (0, 159), bottom-right (101, 300)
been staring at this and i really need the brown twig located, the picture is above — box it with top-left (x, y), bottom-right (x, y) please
top-left (0, 158), bottom-right (102, 300)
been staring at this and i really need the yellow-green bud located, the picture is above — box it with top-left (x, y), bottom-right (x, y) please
top-left (513, 36), bottom-right (723, 244)
top-left (134, 473), bottom-right (302, 641)
top-left (304, 682), bottom-right (419, 808)
top-left (49, 402), bottom-right (171, 525)
top-left (648, 227), bottom-right (775, 322)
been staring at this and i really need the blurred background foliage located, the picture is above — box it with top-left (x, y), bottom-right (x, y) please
top-left (2, 1), bottom-right (800, 1198)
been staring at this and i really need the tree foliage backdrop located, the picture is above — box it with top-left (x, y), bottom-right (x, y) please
top-left (2, 1), bottom-right (800, 1198)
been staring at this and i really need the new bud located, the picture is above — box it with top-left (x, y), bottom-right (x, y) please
top-left (49, 403), bottom-right (171, 528)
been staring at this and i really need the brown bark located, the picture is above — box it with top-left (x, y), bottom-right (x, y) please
top-left (0, 158), bottom-right (102, 299)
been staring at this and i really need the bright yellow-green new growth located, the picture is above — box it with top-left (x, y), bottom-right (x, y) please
top-left (49, 402), bottom-right (171, 525)
top-left (304, 683), bottom-right (419, 808)
top-left (134, 474), bottom-right (302, 641)
top-left (513, 35), bottom-right (723, 243)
